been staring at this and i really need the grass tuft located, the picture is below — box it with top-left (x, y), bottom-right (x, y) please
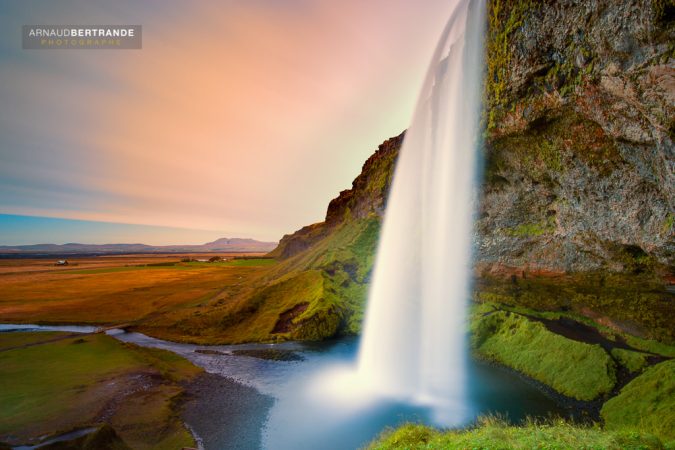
top-left (368, 417), bottom-right (664, 449)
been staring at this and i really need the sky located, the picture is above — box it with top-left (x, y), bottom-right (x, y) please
top-left (0, 0), bottom-right (456, 245)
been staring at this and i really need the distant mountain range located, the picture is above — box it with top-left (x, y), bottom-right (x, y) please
top-left (0, 237), bottom-right (278, 255)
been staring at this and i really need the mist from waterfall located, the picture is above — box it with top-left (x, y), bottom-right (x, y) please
top-left (357, 0), bottom-right (485, 425)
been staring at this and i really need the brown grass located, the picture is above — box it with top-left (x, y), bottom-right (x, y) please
top-left (0, 254), bottom-right (273, 327)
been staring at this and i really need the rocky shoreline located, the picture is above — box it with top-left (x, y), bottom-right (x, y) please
top-left (180, 372), bottom-right (274, 450)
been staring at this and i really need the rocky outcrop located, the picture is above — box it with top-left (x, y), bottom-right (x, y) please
top-left (480, 0), bottom-right (674, 273)
top-left (269, 133), bottom-right (402, 260)
top-left (474, 0), bottom-right (674, 340)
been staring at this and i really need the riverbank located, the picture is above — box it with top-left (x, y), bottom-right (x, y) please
top-left (1, 325), bottom-right (570, 449)
top-left (0, 331), bottom-right (201, 449)
top-left (2, 307), bottom-right (673, 449)
top-left (181, 372), bottom-right (274, 450)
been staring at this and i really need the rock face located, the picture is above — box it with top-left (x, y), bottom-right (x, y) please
top-left (480, 0), bottom-right (674, 273)
top-left (268, 0), bottom-right (674, 342)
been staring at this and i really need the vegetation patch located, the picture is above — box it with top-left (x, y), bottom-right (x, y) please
top-left (0, 256), bottom-right (272, 327)
top-left (601, 359), bottom-right (675, 445)
top-left (487, 109), bottom-right (621, 184)
top-left (368, 417), bottom-right (664, 449)
top-left (486, 0), bottom-right (537, 131)
top-left (475, 272), bottom-right (675, 343)
top-left (258, 218), bottom-right (381, 336)
top-left (504, 217), bottom-right (555, 237)
top-left (471, 307), bottom-right (616, 400)
top-left (0, 332), bottom-right (201, 449)
top-left (611, 348), bottom-right (649, 374)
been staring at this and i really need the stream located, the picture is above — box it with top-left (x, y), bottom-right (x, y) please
top-left (1, 324), bottom-right (564, 449)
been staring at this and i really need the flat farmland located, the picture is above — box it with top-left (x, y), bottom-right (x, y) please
top-left (0, 254), bottom-right (275, 326)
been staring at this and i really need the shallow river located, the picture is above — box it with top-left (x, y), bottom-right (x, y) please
top-left (1, 324), bottom-right (563, 449)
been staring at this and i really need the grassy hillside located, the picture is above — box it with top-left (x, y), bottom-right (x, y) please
top-left (131, 218), bottom-right (380, 344)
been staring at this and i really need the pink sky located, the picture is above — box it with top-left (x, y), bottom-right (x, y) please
top-left (0, 0), bottom-right (457, 243)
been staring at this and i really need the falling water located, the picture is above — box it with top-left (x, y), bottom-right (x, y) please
top-left (357, 0), bottom-right (485, 424)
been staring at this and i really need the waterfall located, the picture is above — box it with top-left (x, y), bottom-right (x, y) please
top-left (357, 0), bottom-right (485, 423)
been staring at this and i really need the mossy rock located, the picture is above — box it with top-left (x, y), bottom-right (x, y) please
top-left (471, 309), bottom-right (616, 401)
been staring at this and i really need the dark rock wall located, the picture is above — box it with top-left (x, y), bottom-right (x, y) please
top-left (480, 0), bottom-right (674, 274)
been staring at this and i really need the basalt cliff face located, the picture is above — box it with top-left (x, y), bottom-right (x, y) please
top-left (480, 0), bottom-right (673, 272)
top-left (268, 0), bottom-right (674, 342)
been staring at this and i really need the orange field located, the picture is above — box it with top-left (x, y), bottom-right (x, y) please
top-left (0, 254), bottom-right (273, 327)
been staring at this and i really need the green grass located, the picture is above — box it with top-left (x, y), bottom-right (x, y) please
top-left (0, 331), bottom-right (69, 349)
top-left (475, 271), bottom-right (675, 343)
top-left (264, 218), bottom-right (381, 333)
top-left (471, 306), bottom-right (616, 400)
top-left (158, 218), bottom-right (380, 344)
top-left (63, 258), bottom-right (276, 274)
top-left (621, 334), bottom-right (675, 358)
top-left (0, 332), bottom-right (200, 449)
top-left (611, 348), bottom-right (649, 374)
top-left (201, 258), bottom-right (276, 267)
top-left (368, 418), bottom-right (664, 449)
top-left (0, 333), bottom-right (142, 431)
top-left (214, 269), bottom-right (339, 343)
top-left (601, 359), bottom-right (675, 445)
top-left (476, 293), bottom-right (675, 358)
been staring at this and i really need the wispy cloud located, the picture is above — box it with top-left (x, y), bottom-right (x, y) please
top-left (0, 0), bottom-right (455, 242)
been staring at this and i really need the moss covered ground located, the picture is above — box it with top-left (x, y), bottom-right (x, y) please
top-left (602, 359), bottom-right (675, 446)
top-left (476, 270), bottom-right (674, 343)
top-left (610, 348), bottom-right (650, 374)
top-left (0, 332), bottom-right (201, 449)
top-left (377, 300), bottom-right (674, 447)
top-left (471, 304), bottom-right (616, 401)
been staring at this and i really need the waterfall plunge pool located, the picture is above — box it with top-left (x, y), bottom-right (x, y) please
top-left (1, 325), bottom-right (564, 450)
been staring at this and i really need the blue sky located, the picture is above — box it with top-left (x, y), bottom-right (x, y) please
top-left (0, 214), bottom-right (228, 245)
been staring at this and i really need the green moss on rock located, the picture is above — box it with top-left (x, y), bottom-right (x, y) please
top-left (487, 109), bottom-right (622, 183)
top-left (471, 308), bottom-right (616, 401)
top-left (476, 272), bottom-right (674, 343)
top-left (486, 0), bottom-right (537, 131)
top-left (504, 217), bottom-right (555, 237)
